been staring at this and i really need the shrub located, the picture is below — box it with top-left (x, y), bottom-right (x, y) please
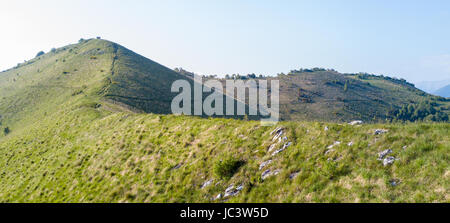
top-left (213, 156), bottom-right (244, 179)
top-left (3, 127), bottom-right (10, 135)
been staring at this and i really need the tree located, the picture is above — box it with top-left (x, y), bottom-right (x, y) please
top-left (35, 51), bottom-right (45, 58)
top-left (344, 80), bottom-right (349, 92)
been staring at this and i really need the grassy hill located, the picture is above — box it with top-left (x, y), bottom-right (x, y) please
top-left (0, 39), bottom-right (448, 202)
top-left (208, 70), bottom-right (450, 122)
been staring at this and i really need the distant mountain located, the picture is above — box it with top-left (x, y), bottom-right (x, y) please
top-left (434, 84), bottom-right (450, 97)
top-left (416, 79), bottom-right (450, 93)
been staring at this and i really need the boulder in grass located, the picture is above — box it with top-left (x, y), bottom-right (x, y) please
top-left (349, 120), bottom-right (363, 126)
top-left (378, 149), bottom-right (392, 160)
top-left (383, 156), bottom-right (396, 166)
top-left (374, 129), bottom-right (389, 135)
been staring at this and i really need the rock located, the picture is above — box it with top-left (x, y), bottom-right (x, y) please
top-left (325, 149), bottom-right (335, 155)
top-left (261, 169), bottom-right (280, 180)
top-left (270, 127), bottom-right (283, 135)
top-left (327, 141), bottom-right (341, 149)
top-left (378, 149), bottom-right (393, 160)
top-left (201, 180), bottom-right (213, 189)
top-left (349, 120), bottom-right (364, 126)
top-left (214, 193), bottom-right (222, 200)
top-left (272, 130), bottom-right (284, 142)
top-left (402, 146), bottom-right (407, 150)
top-left (390, 179), bottom-right (401, 186)
top-left (283, 142), bottom-right (292, 149)
top-left (259, 160), bottom-right (272, 170)
top-left (324, 126), bottom-right (329, 131)
top-left (224, 184), bottom-right (243, 197)
top-left (289, 172), bottom-right (299, 180)
top-left (348, 141), bottom-right (354, 146)
top-left (271, 142), bottom-right (291, 156)
top-left (383, 156), bottom-right (396, 166)
top-left (272, 148), bottom-right (285, 156)
top-left (282, 136), bottom-right (288, 141)
top-left (172, 163), bottom-right (182, 170)
top-left (268, 144), bottom-right (277, 152)
top-left (374, 129), bottom-right (389, 135)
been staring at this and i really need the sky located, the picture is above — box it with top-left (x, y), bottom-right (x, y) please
top-left (1, 0), bottom-right (450, 83)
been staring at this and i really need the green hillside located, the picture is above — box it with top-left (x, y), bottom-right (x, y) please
top-left (209, 69), bottom-right (450, 122)
top-left (0, 39), bottom-right (448, 203)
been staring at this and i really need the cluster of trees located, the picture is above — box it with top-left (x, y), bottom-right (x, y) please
top-left (387, 101), bottom-right (449, 122)
top-left (289, 68), bottom-right (336, 74)
top-left (224, 73), bottom-right (264, 80)
top-left (354, 72), bottom-right (415, 88)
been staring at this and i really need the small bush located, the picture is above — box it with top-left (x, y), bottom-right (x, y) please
top-left (3, 127), bottom-right (10, 135)
top-left (213, 156), bottom-right (244, 179)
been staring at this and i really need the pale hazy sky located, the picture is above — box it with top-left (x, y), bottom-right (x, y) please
top-left (1, 0), bottom-right (450, 83)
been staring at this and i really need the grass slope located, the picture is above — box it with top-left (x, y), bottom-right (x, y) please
top-left (0, 105), bottom-right (448, 202)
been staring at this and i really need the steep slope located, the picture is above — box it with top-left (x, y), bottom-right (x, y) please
top-left (434, 85), bottom-right (450, 98)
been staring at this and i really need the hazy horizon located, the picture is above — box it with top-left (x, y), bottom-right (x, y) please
top-left (1, 0), bottom-right (450, 83)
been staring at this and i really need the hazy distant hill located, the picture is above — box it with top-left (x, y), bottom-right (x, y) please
top-left (416, 79), bottom-right (450, 93)
top-left (434, 84), bottom-right (450, 98)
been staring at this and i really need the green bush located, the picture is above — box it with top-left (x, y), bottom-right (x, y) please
top-left (3, 127), bottom-right (10, 135)
top-left (213, 156), bottom-right (244, 179)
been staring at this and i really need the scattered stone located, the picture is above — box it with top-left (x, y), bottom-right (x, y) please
top-left (374, 129), bottom-right (389, 135)
top-left (325, 149), bottom-right (335, 155)
top-left (172, 163), bottom-right (182, 170)
top-left (390, 179), bottom-right (401, 187)
top-left (214, 193), bottom-right (222, 200)
top-left (268, 144), bottom-right (277, 152)
top-left (383, 156), bottom-right (396, 166)
top-left (272, 148), bottom-right (285, 156)
top-left (282, 136), bottom-right (288, 141)
top-left (324, 126), bottom-right (329, 131)
top-left (283, 142), bottom-right (292, 150)
top-left (261, 169), bottom-right (280, 180)
top-left (224, 184), bottom-right (243, 197)
top-left (349, 120), bottom-right (364, 126)
top-left (327, 141), bottom-right (341, 149)
top-left (271, 142), bottom-right (292, 156)
top-left (259, 160), bottom-right (272, 170)
top-left (378, 149), bottom-right (393, 160)
top-left (289, 172), bottom-right (299, 180)
top-left (348, 141), bottom-right (354, 146)
top-left (327, 156), bottom-right (343, 162)
top-left (402, 146), bottom-right (407, 150)
top-left (201, 180), bottom-right (213, 189)
top-left (272, 130), bottom-right (284, 142)
top-left (270, 127), bottom-right (283, 135)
